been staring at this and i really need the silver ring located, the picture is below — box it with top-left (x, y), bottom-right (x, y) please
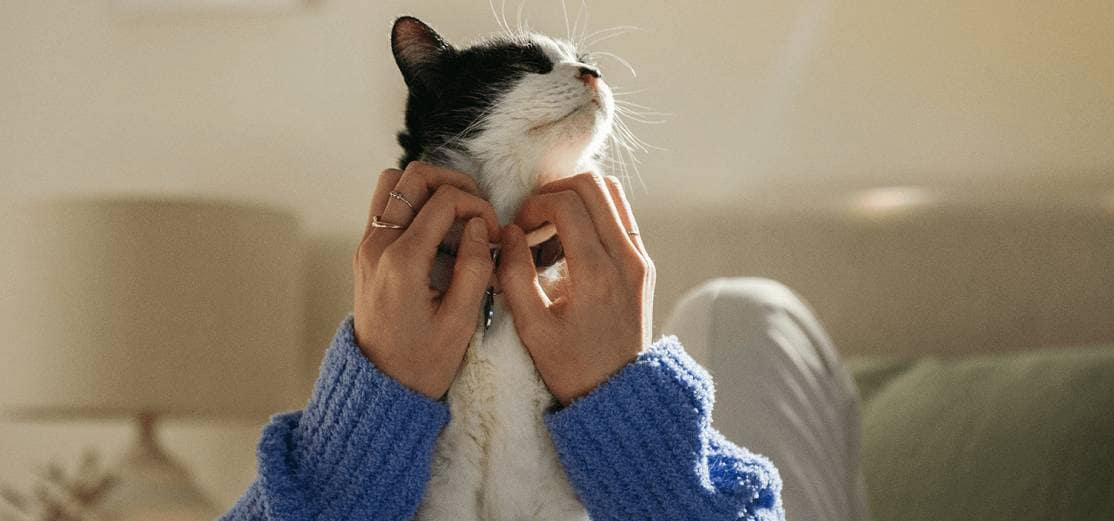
top-left (389, 190), bottom-right (416, 210)
top-left (627, 229), bottom-right (640, 237)
top-left (370, 215), bottom-right (407, 230)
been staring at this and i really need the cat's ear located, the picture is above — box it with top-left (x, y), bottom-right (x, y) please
top-left (391, 16), bottom-right (452, 91)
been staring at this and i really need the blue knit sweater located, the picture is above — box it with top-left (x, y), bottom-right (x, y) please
top-left (221, 317), bottom-right (784, 520)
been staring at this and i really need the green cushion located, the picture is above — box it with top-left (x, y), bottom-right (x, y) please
top-left (849, 346), bottom-right (1114, 521)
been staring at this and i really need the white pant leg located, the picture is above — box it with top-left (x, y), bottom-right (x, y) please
top-left (662, 278), bottom-right (869, 521)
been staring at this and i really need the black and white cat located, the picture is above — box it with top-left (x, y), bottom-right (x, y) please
top-left (389, 16), bottom-right (616, 521)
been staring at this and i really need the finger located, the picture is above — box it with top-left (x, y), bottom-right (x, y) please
top-left (603, 176), bottom-right (647, 255)
top-left (381, 161), bottom-right (484, 228)
top-left (369, 161), bottom-right (486, 252)
top-left (362, 168), bottom-right (404, 240)
top-left (514, 191), bottom-right (609, 281)
top-left (537, 173), bottom-right (637, 261)
top-left (438, 217), bottom-right (495, 331)
top-left (604, 177), bottom-right (654, 345)
top-left (498, 224), bottom-right (552, 332)
top-left (390, 185), bottom-right (501, 274)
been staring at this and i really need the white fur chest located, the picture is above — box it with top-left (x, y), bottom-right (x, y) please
top-left (414, 153), bottom-right (594, 520)
top-left (414, 299), bottom-right (588, 521)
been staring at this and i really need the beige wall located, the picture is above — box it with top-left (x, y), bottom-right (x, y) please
top-left (2, 0), bottom-right (1113, 510)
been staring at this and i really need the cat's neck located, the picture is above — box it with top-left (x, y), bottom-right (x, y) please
top-left (431, 147), bottom-right (596, 224)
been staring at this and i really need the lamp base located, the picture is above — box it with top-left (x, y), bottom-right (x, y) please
top-left (98, 413), bottom-right (219, 521)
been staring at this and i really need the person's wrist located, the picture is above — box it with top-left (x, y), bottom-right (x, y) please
top-left (552, 343), bottom-right (641, 406)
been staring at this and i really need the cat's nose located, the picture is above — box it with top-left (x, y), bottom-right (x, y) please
top-left (576, 66), bottom-right (602, 87)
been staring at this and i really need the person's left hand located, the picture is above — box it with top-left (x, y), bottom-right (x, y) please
top-left (498, 173), bottom-right (655, 406)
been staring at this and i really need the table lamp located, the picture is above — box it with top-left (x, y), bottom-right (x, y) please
top-left (0, 198), bottom-right (303, 520)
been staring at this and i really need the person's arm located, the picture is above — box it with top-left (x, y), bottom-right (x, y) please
top-left (545, 335), bottom-right (784, 521)
top-left (220, 317), bottom-right (449, 521)
top-left (498, 173), bottom-right (784, 519)
top-left (224, 162), bottom-right (502, 520)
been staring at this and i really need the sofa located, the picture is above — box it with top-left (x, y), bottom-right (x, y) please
top-left (848, 345), bottom-right (1114, 521)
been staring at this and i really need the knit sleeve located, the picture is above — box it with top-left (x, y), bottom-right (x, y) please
top-left (544, 336), bottom-right (785, 521)
top-left (220, 316), bottom-right (450, 521)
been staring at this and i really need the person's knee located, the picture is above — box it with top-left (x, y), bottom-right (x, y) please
top-left (677, 277), bottom-right (807, 319)
top-left (665, 278), bottom-right (810, 364)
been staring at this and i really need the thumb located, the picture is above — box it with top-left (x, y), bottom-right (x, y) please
top-left (439, 217), bottom-right (494, 330)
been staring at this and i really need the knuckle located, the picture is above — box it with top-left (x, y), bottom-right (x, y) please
top-left (627, 258), bottom-right (648, 281)
top-left (432, 183), bottom-right (462, 203)
top-left (574, 172), bottom-right (607, 195)
top-left (457, 254), bottom-right (493, 279)
top-left (353, 240), bottom-right (366, 264)
top-left (555, 190), bottom-right (580, 209)
top-left (404, 160), bottom-right (427, 175)
top-left (354, 236), bottom-right (376, 265)
top-left (643, 257), bottom-right (657, 280)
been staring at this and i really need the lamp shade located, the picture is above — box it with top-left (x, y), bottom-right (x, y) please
top-left (0, 198), bottom-right (302, 418)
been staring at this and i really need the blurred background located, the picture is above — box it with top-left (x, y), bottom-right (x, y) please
top-left (1, 0), bottom-right (1112, 518)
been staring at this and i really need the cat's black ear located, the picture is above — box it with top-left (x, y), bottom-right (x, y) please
top-left (391, 16), bottom-right (452, 91)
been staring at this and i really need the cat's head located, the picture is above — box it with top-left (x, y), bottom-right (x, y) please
top-left (390, 16), bottom-right (615, 218)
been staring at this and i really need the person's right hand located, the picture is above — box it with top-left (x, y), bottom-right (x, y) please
top-left (352, 161), bottom-right (501, 400)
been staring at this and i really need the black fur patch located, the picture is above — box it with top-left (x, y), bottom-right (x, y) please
top-left (392, 18), bottom-right (555, 168)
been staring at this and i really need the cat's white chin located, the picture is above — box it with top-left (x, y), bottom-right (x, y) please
top-left (529, 98), bottom-right (603, 133)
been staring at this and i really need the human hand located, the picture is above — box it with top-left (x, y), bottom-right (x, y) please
top-left (352, 161), bottom-right (501, 399)
top-left (498, 173), bottom-right (655, 406)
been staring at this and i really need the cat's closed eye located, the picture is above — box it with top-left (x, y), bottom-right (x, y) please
top-left (515, 59), bottom-right (552, 74)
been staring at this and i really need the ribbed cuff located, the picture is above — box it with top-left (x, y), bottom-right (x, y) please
top-left (255, 316), bottom-right (450, 520)
top-left (545, 336), bottom-right (780, 519)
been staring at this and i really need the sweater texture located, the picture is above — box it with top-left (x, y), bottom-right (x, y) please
top-left (221, 317), bottom-right (784, 520)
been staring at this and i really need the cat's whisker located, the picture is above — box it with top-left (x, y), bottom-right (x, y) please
top-left (609, 126), bottom-right (640, 184)
top-left (616, 117), bottom-right (663, 152)
top-left (610, 129), bottom-right (647, 193)
top-left (615, 138), bottom-right (648, 192)
top-left (573, 0), bottom-right (590, 48)
top-left (616, 112), bottom-right (669, 123)
top-left (614, 102), bottom-right (671, 118)
top-left (515, 1), bottom-right (529, 36)
top-left (603, 134), bottom-right (632, 188)
top-left (610, 89), bottom-right (650, 99)
top-left (615, 111), bottom-right (666, 125)
top-left (613, 98), bottom-right (662, 111)
top-left (615, 111), bottom-right (670, 124)
top-left (582, 25), bottom-right (642, 43)
top-left (561, 0), bottom-right (572, 42)
top-left (488, 0), bottom-right (509, 36)
top-left (583, 25), bottom-right (642, 48)
top-left (593, 51), bottom-right (638, 78)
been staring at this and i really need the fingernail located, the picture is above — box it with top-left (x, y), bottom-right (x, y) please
top-left (505, 225), bottom-right (520, 244)
top-left (467, 217), bottom-right (486, 240)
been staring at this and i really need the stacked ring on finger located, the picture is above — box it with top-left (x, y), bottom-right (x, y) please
top-left (389, 190), bottom-right (416, 210)
top-left (370, 215), bottom-right (407, 229)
